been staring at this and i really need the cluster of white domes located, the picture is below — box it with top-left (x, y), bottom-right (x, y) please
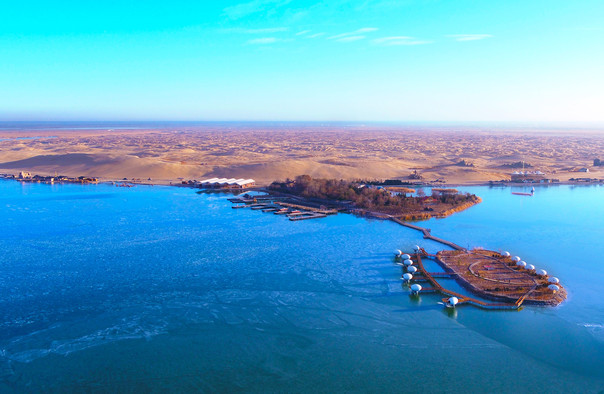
top-left (403, 259), bottom-right (413, 266)
top-left (413, 245), bottom-right (421, 251)
top-left (402, 273), bottom-right (413, 282)
top-left (401, 254), bottom-right (411, 260)
top-left (408, 266), bottom-right (417, 274)
top-left (500, 251), bottom-right (563, 296)
top-left (395, 249), bottom-right (403, 257)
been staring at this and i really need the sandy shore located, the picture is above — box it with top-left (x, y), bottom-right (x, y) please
top-left (1, 124), bottom-right (603, 185)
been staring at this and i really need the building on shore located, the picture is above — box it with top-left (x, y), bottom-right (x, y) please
top-left (510, 171), bottom-right (545, 182)
top-left (200, 178), bottom-right (255, 189)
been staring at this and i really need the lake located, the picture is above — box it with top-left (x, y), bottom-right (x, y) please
top-left (0, 180), bottom-right (603, 392)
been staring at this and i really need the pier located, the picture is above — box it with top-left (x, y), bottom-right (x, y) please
top-left (229, 195), bottom-right (336, 222)
top-left (289, 213), bottom-right (327, 221)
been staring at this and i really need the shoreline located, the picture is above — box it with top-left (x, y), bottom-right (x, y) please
top-left (2, 172), bottom-right (603, 198)
top-left (3, 171), bottom-right (603, 189)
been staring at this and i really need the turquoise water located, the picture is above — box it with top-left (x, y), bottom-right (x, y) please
top-left (0, 180), bottom-right (603, 392)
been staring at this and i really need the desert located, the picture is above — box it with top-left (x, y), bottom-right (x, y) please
top-left (1, 123), bottom-right (603, 185)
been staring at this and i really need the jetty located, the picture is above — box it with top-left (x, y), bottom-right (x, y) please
top-left (228, 195), bottom-right (336, 222)
top-left (289, 213), bottom-right (327, 221)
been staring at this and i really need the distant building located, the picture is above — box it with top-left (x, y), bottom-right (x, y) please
top-left (577, 168), bottom-right (589, 173)
top-left (200, 178), bottom-right (255, 189)
top-left (510, 171), bottom-right (545, 182)
top-left (18, 171), bottom-right (32, 179)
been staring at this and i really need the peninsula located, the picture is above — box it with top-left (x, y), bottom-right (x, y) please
top-left (269, 175), bottom-right (481, 220)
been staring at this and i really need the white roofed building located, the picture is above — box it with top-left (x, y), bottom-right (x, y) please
top-left (510, 171), bottom-right (546, 182)
top-left (199, 177), bottom-right (255, 189)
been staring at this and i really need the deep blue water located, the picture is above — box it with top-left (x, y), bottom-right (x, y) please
top-left (0, 180), bottom-right (603, 392)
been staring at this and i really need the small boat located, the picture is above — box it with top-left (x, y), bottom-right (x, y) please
top-left (512, 187), bottom-right (534, 196)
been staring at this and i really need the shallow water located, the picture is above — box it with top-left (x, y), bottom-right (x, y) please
top-left (0, 180), bottom-right (603, 392)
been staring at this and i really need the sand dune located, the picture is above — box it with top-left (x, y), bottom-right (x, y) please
top-left (1, 125), bottom-right (603, 184)
top-left (0, 153), bottom-right (199, 180)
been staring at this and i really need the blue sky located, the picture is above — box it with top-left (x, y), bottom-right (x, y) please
top-left (1, 0), bottom-right (603, 122)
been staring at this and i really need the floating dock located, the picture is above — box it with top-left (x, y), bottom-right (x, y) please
top-left (229, 196), bottom-right (335, 222)
top-left (289, 213), bottom-right (327, 221)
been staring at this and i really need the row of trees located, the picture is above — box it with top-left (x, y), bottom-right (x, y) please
top-left (270, 175), bottom-right (479, 214)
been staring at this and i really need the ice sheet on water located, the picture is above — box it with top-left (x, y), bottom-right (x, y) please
top-left (581, 323), bottom-right (604, 342)
top-left (1, 312), bottom-right (169, 365)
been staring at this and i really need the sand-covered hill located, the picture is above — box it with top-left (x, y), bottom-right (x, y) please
top-left (1, 125), bottom-right (603, 185)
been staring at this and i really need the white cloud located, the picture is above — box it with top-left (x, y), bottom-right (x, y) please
top-left (355, 27), bottom-right (379, 34)
top-left (335, 35), bottom-right (366, 42)
top-left (328, 27), bottom-right (378, 40)
top-left (247, 37), bottom-right (281, 44)
top-left (296, 30), bottom-right (311, 36)
top-left (373, 36), bottom-right (433, 46)
top-left (448, 34), bottom-right (493, 42)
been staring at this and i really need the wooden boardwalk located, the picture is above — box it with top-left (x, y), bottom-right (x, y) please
top-left (390, 217), bottom-right (465, 251)
top-left (413, 252), bottom-right (523, 310)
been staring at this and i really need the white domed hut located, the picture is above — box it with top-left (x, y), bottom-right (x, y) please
top-left (410, 284), bottom-right (422, 295)
top-left (537, 269), bottom-right (548, 277)
top-left (516, 261), bottom-right (527, 268)
top-left (447, 297), bottom-right (459, 308)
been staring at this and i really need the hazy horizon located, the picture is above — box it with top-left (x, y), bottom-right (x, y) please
top-left (1, 120), bottom-right (604, 132)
